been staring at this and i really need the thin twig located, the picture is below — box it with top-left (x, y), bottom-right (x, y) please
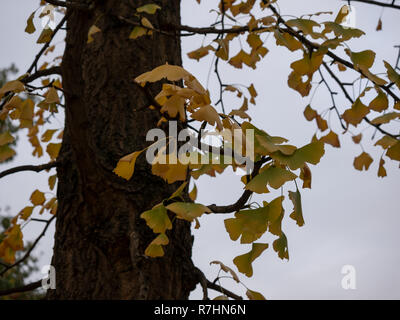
top-left (346, 0), bottom-right (400, 10)
top-left (0, 161), bottom-right (59, 180)
top-left (0, 216), bottom-right (56, 277)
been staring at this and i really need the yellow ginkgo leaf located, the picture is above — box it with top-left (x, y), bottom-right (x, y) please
top-left (113, 150), bottom-right (143, 180)
top-left (19, 206), bottom-right (34, 220)
top-left (321, 131), bottom-right (340, 148)
top-left (273, 232), bottom-right (289, 260)
top-left (386, 141), bottom-right (400, 161)
top-left (129, 26), bottom-right (147, 39)
top-left (152, 158), bottom-right (188, 183)
top-left (45, 87), bottom-right (60, 104)
top-left (246, 289), bottom-right (266, 300)
top-left (37, 27), bottom-right (53, 44)
top-left (187, 45), bottom-right (215, 61)
top-left (19, 99), bottom-right (34, 129)
top-left (374, 135), bottom-right (397, 150)
top-left (288, 189), bottom-right (304, 227)
top-left (30, 189), bottom-right (46, 206)
top-left (135, 64), bottom-right (191, 84)
top-left (384, 61), bottom-right (400, 90)
top-left (0, 131), bottom-right (15, 146)
top-left (136, 4), bottom-right (161, 14)
top-left (346, 49), bottom-right (375, 70)
top-left (87, 25), bottom-right (101, 43)
top-left (342, 98), bottom-right (369, 127)
top-left (25, 12), bottom-right (36, 34)
top-left (191, 105), bottom-right (223, 131)
top-left (189, 183), bottom-right (197, 201)
top-left (141, 17), bottom-right (154, 30)
top-left (369, 88), bottom-right (388, 112)
top-left (0, 80), bottom-right (25, 99)
top-left (5, 224), bottom-right (24, 251)
top-left (274, 30), bottom-right (302, 52)
top-left (41, 129), bottom-right (58, 142)
top-left (144, 233), bottom-right (169, 257)
top-left (0, 145), bottom-right (16, 162)
top-left (46, 143), bottom-right (61, 160)
top-left (353, 152), bottom-right (373, 171)
top-left (245, 166), bottom-right (297, 194)
top-left (378, 158), bottom-right (387, 178)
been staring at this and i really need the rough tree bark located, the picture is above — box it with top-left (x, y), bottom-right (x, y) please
top-left (47, 0), bottom-right (198, 299)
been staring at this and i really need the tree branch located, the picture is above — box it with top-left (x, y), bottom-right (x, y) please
top-left (347, 0), bottom-right (400, 10)
top-left (267, 4), bottom-right (400, 103)
top-left (207, 157), bottom-right (271, 214)
top-left (322, 62), bottom-right (400, 139)
top-left (27, 14), bottom-right (68, 75)
top-left (206, 280), bottom-right (243, 300)
top-left (0, 161), bottom-right (59, 180)
top-left (21, 67), bottom-right (62, 85)
top-left (0, 280), bottom-right (42, 297)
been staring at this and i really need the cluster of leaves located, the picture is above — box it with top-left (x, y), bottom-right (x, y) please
top-left (1, 0), bottom-right (399, 299)
top-left (0, 3), bottom-right (63, 264)
top-left (113, 63), bottom-right (323, 287)
top-left (109, 0), bottom-right (399, 298)
top-left (0, 214), bottom-right (43, 300)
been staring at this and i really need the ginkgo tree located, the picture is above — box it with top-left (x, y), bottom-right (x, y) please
top-left (0, 0), bottom-right (399, 300)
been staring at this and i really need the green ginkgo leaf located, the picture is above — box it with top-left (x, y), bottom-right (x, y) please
top-left (245, 166), bottom-right (297, 194)
top-left (233, 243), bottom-right (269, 277)
top-left (166, 202), bottom-right (211, 222)
top-left (141, 204), bottom-right (172, 234)
top-left (288, 189), bottom-right (304, 227)
top-left (270, 141), bottom-right (325, 170)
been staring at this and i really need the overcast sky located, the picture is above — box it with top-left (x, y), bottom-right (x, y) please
top-left (0, 0), bottom-right (399, 300)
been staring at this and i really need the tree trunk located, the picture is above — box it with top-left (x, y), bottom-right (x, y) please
top-left (47, 0), bottom-right (198, 299)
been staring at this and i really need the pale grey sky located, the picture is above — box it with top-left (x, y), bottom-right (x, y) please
top-left (0, 0), bottom-right (399, 300)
